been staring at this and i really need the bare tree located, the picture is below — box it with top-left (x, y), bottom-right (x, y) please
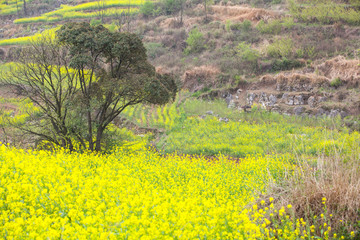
top-left (0, 38), bottom-right (81, 150)
top-left (1, 23), bottom-right (177, 151)
top-left (96, 0), bottom-right (106, 23)
top-left (23, 0), bottom-right (27, 16)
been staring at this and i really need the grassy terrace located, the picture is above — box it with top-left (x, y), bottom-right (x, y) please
top-left (13, 0), bottom-right (141, 24)
top-left (0, 0), bottom-right (35, 15)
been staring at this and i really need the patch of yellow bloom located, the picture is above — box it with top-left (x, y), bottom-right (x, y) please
top-left (0, 142), bottom-right (294, 239)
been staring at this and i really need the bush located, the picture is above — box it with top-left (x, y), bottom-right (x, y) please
top-left (184, 28), bottom-right (206, 55)
top-left (230, 20), bottom-right (252, 32)
top-left (140, 1), bottom-right (155, 17)
top-left (330, 77), bottom-right (342, 88)
top-left (270, 58), bottom-right (305, 72)
top-left (144, 42), bottom-right (166, 59)
top-left (267, 37), bottom-right (294, 58)
top-left (236, 42), bottom-right (259, 64)
top-left (159, 0), bottom-right (181, 15)
top-left (289, 0), bottom-right (360, 25)
top-left (90, 18), bottom-right (102, 26)
top-left (256, 19), bottom-right (282, 34)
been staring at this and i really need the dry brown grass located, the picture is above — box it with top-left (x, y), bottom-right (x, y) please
top-left (269, 149), bottom-right (360, 235)
top-left (159, 16), bottom-right (202, 29)
top-left (182, 65), bottom-right (220, 91)
top-left (317, 56), bottom-right (360, 86)
top-left (261, 73), bottom-right (329, 88)
top-left (211, 5), bottom-right (278, 23)
top-left (259, 55), bottom-right (360, 89)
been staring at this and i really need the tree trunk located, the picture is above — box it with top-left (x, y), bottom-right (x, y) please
top-left (180, 0), bottom-right (183, 25)
top-left (204, 0), bottom-right (207, 21)
top-left (23, 0), bottom-right (27, 16)
top-left (95, 127), bottom-right (104, 151)
top-left (87, 111), bottom-right (94, 151)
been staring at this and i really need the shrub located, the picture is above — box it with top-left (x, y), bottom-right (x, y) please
top-left (267, 37), bottom-right (294, 58)
top-left (270, 58), bottom-right (305, 72)
top-left (289, 0), bottom-right (360, 25)
top-left (230, 20), bottom-right (252, 32)
top-left (282, 17), bottom-right (295, 29)
top-left (140, 1), bottom-right (155, 17)
top-left (159, 0), bottom-right (180, 15)
top-left (90, 19), bottom-right (102, 26)
top-left (144, 42), bottom-right (166, 59)
top-left (256, 19), bottom-right (282, 34)
top-left (184, 28), bottom-right (206, 55)
top-left (236, 42), bottom-right (260, 64)
top-left (330, 77), bottom-right (342, 88)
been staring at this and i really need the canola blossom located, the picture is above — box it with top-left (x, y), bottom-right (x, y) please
top-left (0, 142), bottom-right (293, 239)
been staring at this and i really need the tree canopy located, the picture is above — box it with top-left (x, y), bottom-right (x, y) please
top-left (2, 22), bottom-right (177, 151)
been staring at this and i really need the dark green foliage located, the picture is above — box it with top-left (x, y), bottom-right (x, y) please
top-left (56, 22), bottom-right (177, 151)
top-left (2, 22), bottom-right (176, 152)
top-left (270, 58), bottom-right (305, 72)
top-left (330, 77), bottom-right (342, 88)
top-left (230, 20), bottom-right (252, 32)
top-left (159, 0), bottom-right (181, 15)
top-left (140, 1), bottom-right (156, 17)
top-left (144, 42), bottom-right (166, 60)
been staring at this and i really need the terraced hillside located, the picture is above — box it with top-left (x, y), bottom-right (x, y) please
top-left (0, 0), bottom-right (359, 239)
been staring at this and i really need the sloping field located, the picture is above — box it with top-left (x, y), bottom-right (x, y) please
top-left (0, 142), bottom-right (295, 239)
top-left (13, 0), bottom-right (141, 24)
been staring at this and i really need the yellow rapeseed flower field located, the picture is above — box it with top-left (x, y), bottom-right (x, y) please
top-left (0, 142), bottom-right (295, 239)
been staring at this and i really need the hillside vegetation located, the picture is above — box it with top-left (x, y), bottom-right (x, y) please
top-left (0, 0), bottom-right (359, 239)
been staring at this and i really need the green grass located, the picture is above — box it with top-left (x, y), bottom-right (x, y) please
top-left (13, 0), bottom-right (142, 24)
top-left (118, 94), bottom-right (359, 158)
top-left (289, 0), bottom-right (360, 25)
top-left (0, 24), bottom-right (118, 46)
top-left (0, 0), bottom-right (35, 15)
top-left (0, 27), bottom-right (59, 46)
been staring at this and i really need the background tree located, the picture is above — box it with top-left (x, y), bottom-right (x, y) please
top-left (57, 22), bottom-right (177, 151)
top-left (2, 23), bottom-right (177, 151)
top-left (23, 0), bottom-right (27, 16)
top-left (203, 0), bottom-right (213, 22)
top-left (1, 38), bottom-right (81, 150)
top-left (96, 0), bottom-right (106, 23)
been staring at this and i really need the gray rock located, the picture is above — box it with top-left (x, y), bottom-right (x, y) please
top-left (286, 96), bottom-right (294, 105)
top-left (225, 94), bottom-right (232, 105)
top-left (259, 92), bottom-right (267, 101)
top-left (276, 84), bottom-right (281, 91)
top-left (294, 106), bottom-right (305, 115)
top-left (317, 108), bottom-right (326, 116)
top-left (228, 100), bottom-right (236, 109)
top-left (329, 109), bottom-right (340, 118)
top-left (206, 111), bottom-right (213, 115)
top-left (270, 106), bottom-right (280, 113)
top-left (318, 96), bottom-right (327, 103)
top-left (340, 111), bottom-right (348, 119)
top-left (308, 96), bottom-right (316, 108)
top-left (247, 93), bottom-right (256, 105)
top-left (268, 94), bottom-right (277, 106)
top-left (219, 117), bottom-right (229, 123)
top-left (294, 95), bottom-right (304, 105)
top-left (281, 93), bottom-right (289, 103)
